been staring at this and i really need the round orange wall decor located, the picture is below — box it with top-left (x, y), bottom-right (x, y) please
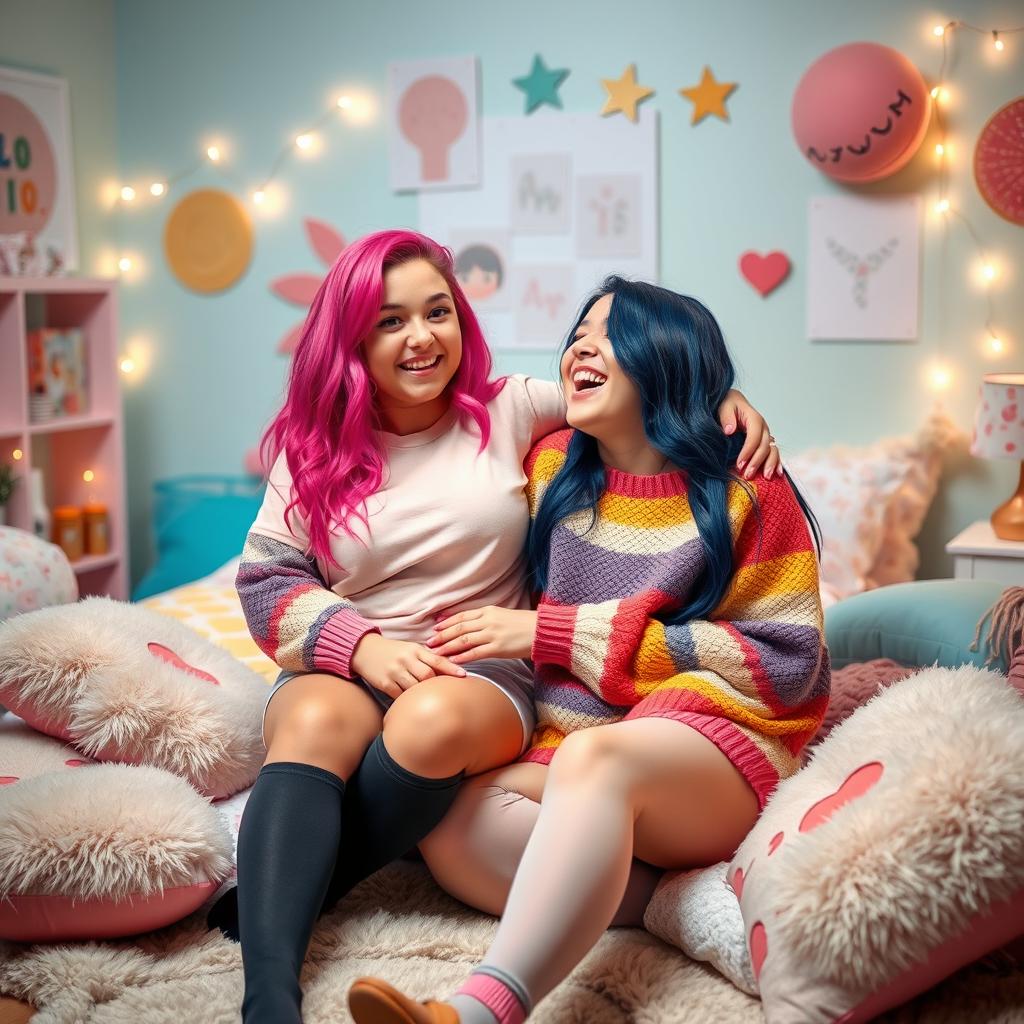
top-left (164, 188), bottom-right (253, 292)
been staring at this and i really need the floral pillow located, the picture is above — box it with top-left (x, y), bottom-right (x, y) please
top-left (0, 526), bottom-right (78, 622)
top-left (786, 412), bottom-right (959, 600)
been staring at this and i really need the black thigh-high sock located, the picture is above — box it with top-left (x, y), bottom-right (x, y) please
top-left (320, 734), bottom-right (463, 912)
top-left (233, 761), bottom-right (346, 1024)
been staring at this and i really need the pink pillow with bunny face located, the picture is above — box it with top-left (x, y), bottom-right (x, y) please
top-left (0, 716), bottom-right (232, 942)
top-left (729, 664), bottom-right (1024, 1023)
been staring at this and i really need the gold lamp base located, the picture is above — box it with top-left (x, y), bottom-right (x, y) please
top-left (992, 461), bottom-right (1024, 541)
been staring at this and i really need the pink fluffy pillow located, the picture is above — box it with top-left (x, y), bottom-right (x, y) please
top-left (0, 597), bottom-right (267, 798)
top-left (0, 717), bottom-right (232, 942)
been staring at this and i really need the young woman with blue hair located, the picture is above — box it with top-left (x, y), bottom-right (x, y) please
top-left (348, 277), bottom-right (830, 1024)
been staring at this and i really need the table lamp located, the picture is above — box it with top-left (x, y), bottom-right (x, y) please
top-left (972, 371), bottom-right (1024, 540)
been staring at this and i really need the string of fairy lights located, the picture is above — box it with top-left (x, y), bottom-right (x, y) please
top-left (112, 21), bottom-right (1022, 396)
top-left (927, 17), bottom-right (1024, 391)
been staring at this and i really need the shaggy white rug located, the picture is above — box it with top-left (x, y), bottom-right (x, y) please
top-left (1, 862), bottom-right (1023, 1024)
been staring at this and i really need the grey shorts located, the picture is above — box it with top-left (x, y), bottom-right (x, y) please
top-left (262, 658), bottom-right (537, 755)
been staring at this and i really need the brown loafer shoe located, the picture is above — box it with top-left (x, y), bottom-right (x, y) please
top-left (349, 976), bottom-right (460, 1024)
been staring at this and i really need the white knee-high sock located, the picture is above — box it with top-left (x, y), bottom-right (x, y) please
top-left (457, 758), bottom-right (637, 1014)
top-left (428, 783), bottom-right (660, 926)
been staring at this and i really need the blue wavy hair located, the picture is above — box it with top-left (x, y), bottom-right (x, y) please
top-left (527, 276), bottom-right (821, 625)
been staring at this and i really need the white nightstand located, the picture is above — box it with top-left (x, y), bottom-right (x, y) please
top-left (946, 521), bottom-right (1024, 584)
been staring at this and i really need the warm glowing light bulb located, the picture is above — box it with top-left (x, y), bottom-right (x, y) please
top-left (994, 33), bottom-right (1005, 51)
top-left (935, 198), bottom-right (950, 214)
top-left (150, 182), bottom-right (166, 197)
top-left (295, 133), bottom-right (313, 150)
top-left (207, 145), bottom-right (221, 162)
top-left (933, 24), bottom-right (946, 37)
top-left (119, 358), bottom-right (136, 374)
top-left (983, 263), bottom-right (997, 281)
top-left (929, 366), bottom-right (953, 391)
top-left (935, 142), bottom-right (945, 156)
top-left (337, 95), bottom-right (353, 109)
top-left (930, 86), bottom-right (940, 99)
top-left (120, 186), bottom-right (136, 202)
top-left (939, 88), bottom-right (950, 103)
top-left (118, 256), bottom-right (132, 272)
top-left (83, 470), bottom-right (95, 483)
top-left (12, 449), bottom-right (23, 461)
top-left (252, 189), bottom-right (266, 205)
top-left (989, 336), bottom-right (1004, 354)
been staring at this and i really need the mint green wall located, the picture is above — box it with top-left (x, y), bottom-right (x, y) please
top-left (15, 0), bottom-right (1024, 583)
top-left (0, 0), bottom-right (117, 275)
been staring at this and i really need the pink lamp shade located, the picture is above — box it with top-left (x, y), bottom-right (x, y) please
top-left (972, 372), bottom-right (1024, 459)
top-left (972, 372), bottom-right (1024, 541)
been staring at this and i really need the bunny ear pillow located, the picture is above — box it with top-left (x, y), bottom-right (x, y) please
top-left (0, 597), bottom-right (268, 942)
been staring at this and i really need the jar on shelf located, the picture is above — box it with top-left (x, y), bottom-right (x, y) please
top-left (83, 502), bottom-right (110, 555)
top-left (52, 506), bottom-right (84, 561)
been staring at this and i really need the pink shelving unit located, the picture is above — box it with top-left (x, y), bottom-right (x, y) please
top-left (0, 277), bottom-right (128, 599)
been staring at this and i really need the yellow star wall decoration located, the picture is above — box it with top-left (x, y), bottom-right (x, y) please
top-left (679, 66), bottom-right (738, 125)
top-left (600, 64), bottom-right (654, 123)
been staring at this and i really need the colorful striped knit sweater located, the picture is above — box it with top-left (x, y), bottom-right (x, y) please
top-left (521, 430), bottom-right (830, 808)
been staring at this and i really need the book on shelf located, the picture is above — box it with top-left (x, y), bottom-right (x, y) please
top-left (27, 327), bottom-right (89, 421)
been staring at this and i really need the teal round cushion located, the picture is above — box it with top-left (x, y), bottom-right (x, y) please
top-left (824, 580), bottom-right (1012, 673)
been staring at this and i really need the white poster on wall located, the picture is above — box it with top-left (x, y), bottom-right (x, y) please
top-left (807, 195), bottom-right (921, 342)
top-left (420, 110), bottom-right (659, 348)
top-left (388, 56), bottom-right (480, 192)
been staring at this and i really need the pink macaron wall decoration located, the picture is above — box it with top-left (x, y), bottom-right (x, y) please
top-left (792, 42), bottom-right (932, 183)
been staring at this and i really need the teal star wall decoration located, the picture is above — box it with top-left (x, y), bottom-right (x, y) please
top-left (513, 54), bottom-right (570, 114)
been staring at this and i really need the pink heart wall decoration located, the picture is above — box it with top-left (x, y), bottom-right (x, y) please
top-left (739, 251), bottom-right (791, 297)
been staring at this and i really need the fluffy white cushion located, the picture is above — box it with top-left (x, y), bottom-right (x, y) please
top-left (0, 597), bottom-right (268, 798)
top-left (0, 717), bottom-right (233, 942)
top-left (727, 664), bottom-right (1024, 1022)
top-left (644, 861), bottom-right (757, 995)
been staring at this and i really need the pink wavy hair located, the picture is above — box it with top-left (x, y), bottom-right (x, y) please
top-left (261, 229), bottom-right (506, 566)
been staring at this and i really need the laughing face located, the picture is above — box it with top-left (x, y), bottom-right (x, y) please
top-left (559, 292), bottom-right (644, 441)
top-left (363, 258), bottom-right (463, 433)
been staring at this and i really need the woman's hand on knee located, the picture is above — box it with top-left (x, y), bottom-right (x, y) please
top-left (351, 633), bottom-right (466, 698)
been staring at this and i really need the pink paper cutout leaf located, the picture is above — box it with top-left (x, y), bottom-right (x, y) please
top-left (244, 446), bottom-right (268, 478)
top-left (276, 323), bottom-right (305, 356)
top-left (270, 273), bottom-right (322, 306)
top-left (739, 251), bottom-right (792, 297)
top-left (304, 219), bottom-right (346, 266)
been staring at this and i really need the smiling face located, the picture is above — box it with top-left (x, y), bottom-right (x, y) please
top-left (559, 292), bottom-right (644, 442)
top-left (363, 258), bottom-right (463, 434)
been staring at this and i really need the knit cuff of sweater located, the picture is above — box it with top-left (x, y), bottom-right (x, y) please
top-left (532, 604), bottom-right (577, 669)
top-left (312, 609), bottom-right (380, 679)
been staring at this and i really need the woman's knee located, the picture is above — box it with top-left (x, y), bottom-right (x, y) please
top-left (382, 680), bottom-right (475, 775)
top-left (265, 677), bottom-right (381, 776)
top-left (549, 727), bottom-right (632, 788)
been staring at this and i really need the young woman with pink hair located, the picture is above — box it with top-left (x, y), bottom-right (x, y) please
top-left (209, 229), bottom-right (779, 1024)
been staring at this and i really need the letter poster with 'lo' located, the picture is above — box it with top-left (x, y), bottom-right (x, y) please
top-left (0, 66), bottom-right (78, 276)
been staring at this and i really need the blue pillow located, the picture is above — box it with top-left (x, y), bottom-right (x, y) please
top-left (132, 476), bottom-right (265, 600)
top-left (825, 579), bottom-right (1013, 674)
